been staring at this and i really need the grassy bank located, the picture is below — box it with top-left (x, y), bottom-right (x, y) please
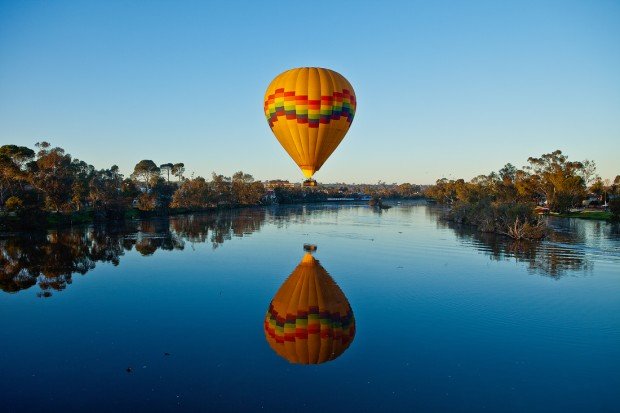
top-left (552, 211), bottom-right (612, 220)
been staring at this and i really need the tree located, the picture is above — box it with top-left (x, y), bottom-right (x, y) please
top-left (171, 163), bottom-right (185, 182)
top-left (581, 160), bottom-right (597, 186)
top-left (30, 142), bottom-right (76, 212)
top-left (395, 183), bottom-right (421, 198)
top-left (151, 176), bottom-right (175, 209)
top-left (160, 163), bottom-right (174, 182)
top-left (589, 178), bottom-right (604, 197)
top-left (499, 163), bottom-right (517, 183)
top-left (70, 159), bottom-right (95, 211)
top-left (136, 193), bottom-right (157, 211)
top-left (0, 145), bottom-right (35, 167)
top-left (0, 145), bottom-right (35, 206)
top-left (425, 178), bottom-right (456, 204)
top-left (121, 178), bottom-right (140, 202)
top-left (88, 166), bottom-right (128, 216)
top-left (514, 169), bottom-right (540, 203)
top-left (170, 177), bottom-right (212, 209)
top-left (525, 150), bottom-right (587, 213)
top-left (231, 171), bottom-right (263, 205)
top-left (211, 173), bottom-right (231, 205)
top-left (131, 160), bottom-right (160, 190)
top-left (0, 153), bottom-right (22, 206)
top-left (613, 175), bottom-right (620, 196)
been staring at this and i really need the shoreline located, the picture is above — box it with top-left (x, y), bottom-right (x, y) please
top-left (3, 199), bottom-right (616, 234)
top-left (0, 198), bottom-right (425, 231)
top-left (550, 211), bottom-right (613, 221)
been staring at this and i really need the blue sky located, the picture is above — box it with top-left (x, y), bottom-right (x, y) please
top-left (1, 0), bottom-right (618, 184)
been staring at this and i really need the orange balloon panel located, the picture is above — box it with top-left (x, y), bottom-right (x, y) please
top-left (264, 253), bottom-right (355, 364)
top-left (264, 67), bottom-right (356, 178)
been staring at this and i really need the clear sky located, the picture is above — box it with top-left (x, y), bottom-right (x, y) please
top-left (1, 0), bottom-right (618, 184)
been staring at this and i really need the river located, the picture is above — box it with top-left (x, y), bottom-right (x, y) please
top-left (1, 202), bottom-right (619, 412)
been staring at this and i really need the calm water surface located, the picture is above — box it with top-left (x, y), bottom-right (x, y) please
top-left (1, 202), bottom-right (619, 412)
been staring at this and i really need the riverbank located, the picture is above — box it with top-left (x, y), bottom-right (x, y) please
top-left (1, 198), bottom-right (423, 231)
top-left (552, 211), bottom-right (613, 221)
top-left (0, 207), bottom-right (224, 231)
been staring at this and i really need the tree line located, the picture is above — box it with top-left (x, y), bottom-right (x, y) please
top-left (1, 142), bottom-right (430, 226)
top-left (424, 150), bottom-right (620, 238)
top-left (0, 142), bottom-right (266, 222)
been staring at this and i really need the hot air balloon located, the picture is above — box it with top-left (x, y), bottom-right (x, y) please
top-left (264, 252), bottom-right (355, 364)
top-left (263, 67), bottom-right (357, 186)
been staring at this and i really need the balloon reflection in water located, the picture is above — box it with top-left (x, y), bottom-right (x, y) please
top-left (264, 253), bottom-right (355, 364)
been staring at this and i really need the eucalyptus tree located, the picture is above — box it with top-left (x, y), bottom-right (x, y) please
top-left (30, 142), bottom-right (76, 212)
top-left (0, 145), bottom-right (35, 206)
top-left (170, 177), bottom-right (212, 209)
top-left (525, 150), bottom-right (588, 213)
top-left (131, 160), bottom-right (160, 190)
top-left (160, 163), bottom-right (174, 182)
top-left (171, 163), bottom-right (185, 182)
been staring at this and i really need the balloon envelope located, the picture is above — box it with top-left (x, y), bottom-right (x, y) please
top-left (264, 67), bottom-right (356, 178)
top-left (264, 253), bottom-right (355, 364)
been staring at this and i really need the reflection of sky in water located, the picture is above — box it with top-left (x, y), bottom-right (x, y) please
top-left (1, 202), bottom-right (619, 412)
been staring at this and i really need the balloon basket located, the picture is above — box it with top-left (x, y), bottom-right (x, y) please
top-left (303, 179), bottom-right (317, 187)
top-left (303, 243), bottom-right (318, 252)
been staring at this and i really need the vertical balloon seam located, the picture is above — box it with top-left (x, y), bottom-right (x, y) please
top-left (312, 262), bottom-right (330, 363)
top-left (306, 67), bottom-right (319, 176)
top-left (298, 265), bottom-right (312, 363)
top-left (304, 265), bottom-right (317, 363)
top-left (300, 68), bottom-right (315, 171)
top-left (317, 70), bottom-right (351, 173)
top-left (314, 69), bottom-right (331, 173)
top-left (316, 67), bottom-right (334, 174)
top-left (310, 68), bottom-right (323, 170)
top-left (317, 69), bottom-right (341, 171)
top-left (284, 68), bottom-right (305, 169)
top-left (289, 263), bottom-right (310, 363)
top-left (267, 71), bottom-right (303, 169)
top-left (295, 68), bottom-right (313, 176)
top-left (328, 70), bottom-right (355, 169)
top-left (280, 69), bottom-right (305, 167)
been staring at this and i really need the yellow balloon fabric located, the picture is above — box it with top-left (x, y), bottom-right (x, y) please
top-left (264, 67), bottom-right (356, 178)
top-left (264, 253), bottom-right (355, 364)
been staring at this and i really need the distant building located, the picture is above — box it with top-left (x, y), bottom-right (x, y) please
top-left (264, 180), bottom-right (297, 189)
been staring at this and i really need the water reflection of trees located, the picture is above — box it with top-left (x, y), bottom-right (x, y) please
top-left (171, 208), bottom-right (266, 248)
top-left (428, 205), bottom-right (593, 278)
top-left (448, 224), bottom-right (591, 277)
top-left (0, 228), bottom-right (123, 297)
top-left (1, 209), bottom-right (267, 297)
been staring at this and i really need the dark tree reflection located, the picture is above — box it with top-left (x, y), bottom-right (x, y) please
top-left (433, 217), bottom-right (595, 278)
top-left (0, 227), bottom-right (121, 296)
top-left (170, 208), bottom-right (266, 248)
top-left (1, 209), bottom-right (268, 297)
top-left (425, 205), bottom-right (600, 277)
